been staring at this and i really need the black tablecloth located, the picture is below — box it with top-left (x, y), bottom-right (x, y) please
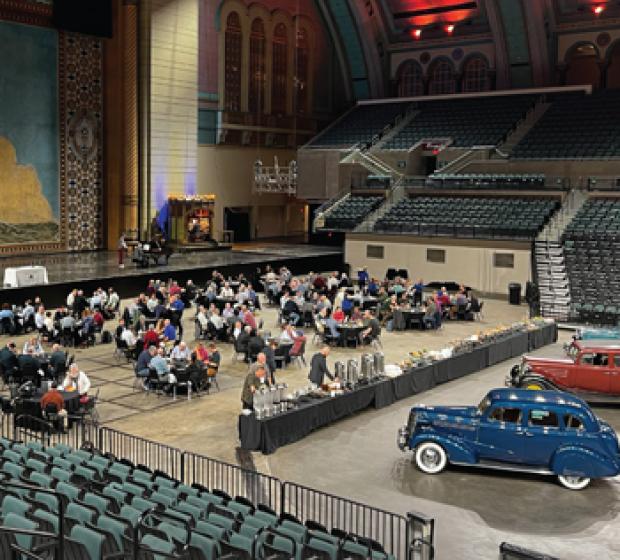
top-left (239, 324), bottom-right (559, 453)
top-left (14, 390), bottom-right (82, 429)
top-left (240, 380), bottom-right (391, 454)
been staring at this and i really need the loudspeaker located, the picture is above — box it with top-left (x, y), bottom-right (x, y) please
top-left (53, 0), bottom-right (113, 38)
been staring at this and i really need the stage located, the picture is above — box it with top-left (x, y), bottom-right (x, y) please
top-left (0, 242), bottom-right (344, 307)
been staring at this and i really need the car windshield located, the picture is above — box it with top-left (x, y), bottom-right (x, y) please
top-left (477, 396), bottom-right (491, 415)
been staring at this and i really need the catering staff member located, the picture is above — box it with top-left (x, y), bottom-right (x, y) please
top-left (63, 363), bottom-right (91, 397)
top-left (308, 345), bottom-right (338, 386)
top-left (241, 365), bottom-right (269, 410)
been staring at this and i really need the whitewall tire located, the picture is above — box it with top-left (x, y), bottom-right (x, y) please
top-left (558, 475), bottom-right (591, 490)
top-left (414, 442), bottom-right (448, 474)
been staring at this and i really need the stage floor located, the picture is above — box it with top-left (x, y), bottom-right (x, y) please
top-left (0, 243), bottom-right (343, 287)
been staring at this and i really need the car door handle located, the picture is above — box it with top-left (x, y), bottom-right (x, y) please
top-left (519, 431), bottom-right (534, 437)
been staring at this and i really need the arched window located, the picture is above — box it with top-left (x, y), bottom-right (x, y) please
top-left (249, 18), bottom-right (266, 114)
top-left (462, 56), bottom-right (489, 92)
top-left (565, 43), bottom-right (600, 89)
top-left (428, 60), bottom-right (456, 95)
top-left (396, 60), bottom-right (424, 97)
top-left (294, 28), bottom-right (309, 115)
top-left (272, 23), bottom-right (288, 115)
top-left (224, 12), bottom-right (242, 112)
top-left (606, 42), bottom-right (620, 89)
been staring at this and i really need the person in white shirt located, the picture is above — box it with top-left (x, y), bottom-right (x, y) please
top-left (66, 289), bottom-right (77, 309)
top-left (106, 289), bottom-right (120, 312)
top-left (220, 282), bottom-right (234, 298)
top-left (170, 341), bottom-right (191, 361)
top-left (63, 364), bottom-right (91, 396)
top-left (236, 287), bottom-right (248, 305)
top-left (34, 307), bottom-right (46, 331)
top-left (121, 326), bottom-right (137, 348)
top-left (327, 273), bottom-right (339, 291)
top-left (44, 312), bottom-right (55, 335)
top-left (90, 291), bottom-right (102, 310)
top-left (23, 336), bottom-right (44, 356)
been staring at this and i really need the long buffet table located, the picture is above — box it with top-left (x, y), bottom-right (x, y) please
top-left (239, 323), bottom-right (558, 454)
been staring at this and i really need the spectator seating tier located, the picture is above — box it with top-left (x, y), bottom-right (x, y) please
top-left (384, 95), bottom-right (538, 150)
top-left (321, 195), bottom-right (384, 230)
top-left (309, 102), bottom-right (411, 148)
top-left (374, 196), bottom-right (558, 239)
top-left (512, 90), bottom-right (620, 160)
top-left (0, 439), bottom-right (396, 560)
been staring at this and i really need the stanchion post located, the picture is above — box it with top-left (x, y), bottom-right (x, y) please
top-left (407, 510), bottom-right (435, 560)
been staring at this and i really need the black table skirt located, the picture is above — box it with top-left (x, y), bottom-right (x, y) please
top-left (240, 381), bottom-right (389, 454)
top-left (14, 391), bottom-right (82, 429)
top-left (239, 324), bottom-right (559, 453)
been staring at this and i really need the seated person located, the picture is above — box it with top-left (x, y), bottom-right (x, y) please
top-left (17, 348), bottom-right (41, 383)
top-left (48, 344), bottom-right (67, 380)
top-left (360, 310), bottom-right (381, 345)
top-left (0, 303), bottom-right (15, 335)
top-left (193, 341), bottom-right (209, 363)
top-left (332, 306), bottom-right (345, 324)
top-left (0, 342), bottom-right (19, 381)
top-left (319, 308), bottom-right (340, 340)
top-left (149, 347), bottom-right (176, 389)
top-left (236, 326), bottom-right (252, 360)
top-left (23, 336), bottom-right (44, 357)
top-left (63, 363), bottom-right (91, 400)
top-left (40, 382), bottom-right (68, 429)
top-left (208, 308), bottom-right (227, 341)
top-left (143, 324), bottom-right (159, 347)
top-left (423, 297), bottom-right (439, 329)
top-left (170, 341), bottom-right (191, 362)
top-left (162, 319), bottom-right (177, 343)
top-left (136, 345), bottom-right (156, 388)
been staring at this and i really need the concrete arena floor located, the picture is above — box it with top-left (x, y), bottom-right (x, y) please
top-left (260, 334), bottom-right (620, 560)
top-left (2, 297), bottom-right (618, 559)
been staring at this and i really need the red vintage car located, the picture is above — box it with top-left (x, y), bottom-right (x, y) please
top-left (508, 339), bottom-right (620, 400)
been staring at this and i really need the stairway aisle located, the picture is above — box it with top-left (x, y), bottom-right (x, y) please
top-left (534, 190), bottom-right (589, 321)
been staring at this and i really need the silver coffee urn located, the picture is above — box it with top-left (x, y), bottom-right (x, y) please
top-left (361, 353), bottom-right (374, 383)
top-left (347, 359), bottom-right (358, 387)
top-left (373, 352), bottom-right (385, 377)
top-left (335, 361), bottom-right (346, 385)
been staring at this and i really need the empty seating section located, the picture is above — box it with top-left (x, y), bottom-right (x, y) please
top-left (512, 90), bottom-right (620, 159)
top-left (563, 198), bottom-right (620, 323)
top-left (374, 196), bottom-right (558, 239)
top-left (322, 195), bottom-right (384, 230)
top-left (0, 439), bottom-right (396, 560)
top-left (384, 95), bottom-right (537, 149)
top-left (309, 102), bottom-right (410, 147)
top-left (426, 173), bottom-right (545, 190)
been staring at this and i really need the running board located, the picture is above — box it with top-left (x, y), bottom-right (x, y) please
top-left (451, 460), bottom-right (553, 476)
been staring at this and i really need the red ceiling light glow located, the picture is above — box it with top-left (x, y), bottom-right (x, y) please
top-left (411, 28), bottom-right (422, 39)
top-left (445, 24), bottom-right (455, 34)
top-left (593, 5), bottom-right (605, 15)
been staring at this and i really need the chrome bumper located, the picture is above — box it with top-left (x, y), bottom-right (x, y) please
top-left (397, 426), bottom-right (409, 451)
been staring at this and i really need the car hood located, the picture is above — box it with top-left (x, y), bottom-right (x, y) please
top-left (414, 405), bottom-right (479, 420)
top-left (523, 355), bottom-right (573, 366)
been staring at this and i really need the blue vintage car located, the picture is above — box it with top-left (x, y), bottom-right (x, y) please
top-left (397, 388), bottom-right (620, 490)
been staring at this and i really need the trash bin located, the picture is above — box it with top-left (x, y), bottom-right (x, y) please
top-left (508, 283), bottom-right (521, 305)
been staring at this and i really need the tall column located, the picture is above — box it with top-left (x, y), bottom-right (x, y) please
top-left (122, 1), bottom-right (139, 235)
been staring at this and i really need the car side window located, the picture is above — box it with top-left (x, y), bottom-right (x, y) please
top-left (563, 414), bottom-right (585, 431)
top-left (614, 355), bottom-right (620, 368)
top-left (529, 409), bottom-right (559, 428)
top-left (580, 352), bottom-right (608, 366)
top-left (488, 407), bottom-right (522, 424)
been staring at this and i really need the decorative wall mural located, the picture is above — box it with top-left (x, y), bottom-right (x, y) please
top-left (0, 20), bottom-right (59, 244)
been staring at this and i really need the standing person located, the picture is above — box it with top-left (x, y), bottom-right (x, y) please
top-left (308, 345), bottom-right (337, 386)
top-left (241, 365), bottom-right (269, 410)
top-left (118, 232), bottom-right (127, 269)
